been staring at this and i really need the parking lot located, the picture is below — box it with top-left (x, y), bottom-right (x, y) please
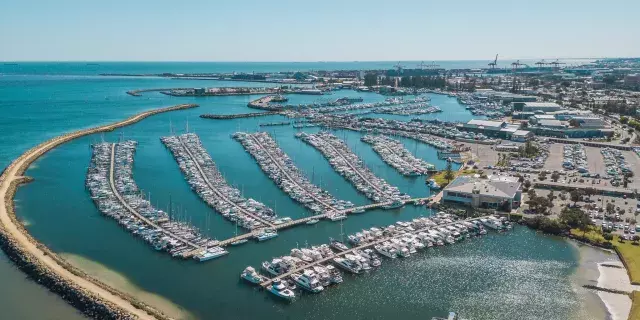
top-left (524, 188), bottom-right (640, 238)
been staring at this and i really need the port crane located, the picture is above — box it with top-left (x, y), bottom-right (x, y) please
top-left (488, 54), bottom-right (498, 69)
top-left (417, 61), bottom-right (427, 70)
top-left (535, 59), bottom-right (547, 70)
top-left (550, 59), bottom-right (565, 70)
top-left (393, 62), bottom-right (405, 74)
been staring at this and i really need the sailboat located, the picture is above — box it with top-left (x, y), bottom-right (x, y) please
top-left (230, 220), bottom-right (248, 246)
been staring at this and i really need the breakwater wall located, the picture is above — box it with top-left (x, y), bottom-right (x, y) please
top-left (199, 111), bottom-right (282, 120)
top-left (0, 103), bottom-right (198, 319)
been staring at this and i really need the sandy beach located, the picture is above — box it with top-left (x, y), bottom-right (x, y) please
top-left (597, 261), bottom-right (640, 320)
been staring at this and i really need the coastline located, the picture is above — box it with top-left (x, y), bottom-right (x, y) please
top-left (597, 261), bottom-right (639, 320)
top-left (0, 103), bottom-right (198, 319)
top-left (571, 239), bottom-right (637, 320)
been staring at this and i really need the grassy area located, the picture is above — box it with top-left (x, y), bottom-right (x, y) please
top-left (631, 292), bottom-right (640, 320)
top-left (430, 169), bottom-right (476, 187)
top-left (570, 228), bottom-right (640, 320)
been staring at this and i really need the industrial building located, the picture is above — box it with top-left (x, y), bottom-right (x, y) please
top-left (442, 175), bottom-right (522, 211)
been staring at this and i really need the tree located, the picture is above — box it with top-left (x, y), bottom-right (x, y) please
top-left (606, 202), bottom-right (616, 215)
top-left (523, 180), bottom-right (532, 190)
top-left (364, 73), bottom-right (378, 87)
top-left (634, 235), bottom-right (640, 245)
top-left (551, 172), bottom-right (560, 182)
top-left (443, 161), bottom-right (455, 185)
top-left (559, 207), bottom-right (591, 235)
top-left (547, 191), bottom-right (555, 202)
top-left (603, 233), bottom-right (614, 241)
top-left (569, 190), bottom-right (582, 205)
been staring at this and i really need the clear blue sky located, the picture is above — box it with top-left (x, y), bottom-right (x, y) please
top-left (1, 0), bottom-right (638, 61)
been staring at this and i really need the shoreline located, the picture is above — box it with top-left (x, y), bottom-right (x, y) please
top-left (597, 261), bottom-right (639, 320)
top-left (0, 103), bottom-right (198, 319)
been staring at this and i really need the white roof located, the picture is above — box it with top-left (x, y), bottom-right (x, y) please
top-left (466, 119), bottom-right (504, 128)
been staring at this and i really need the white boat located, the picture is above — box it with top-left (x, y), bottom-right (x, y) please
top-left (291, 270), bottom-right (324, 293)
top-left (329, 238), bottom-right (349, 251)
top-left (332, 257), bottom-right (362, 274)
top-left (230, 239), bottom-right (248, 246)
top-left (374, 244), bottom-right (397, 259)
top-left (480, 218), bottom-right (503, 230)
top-left (382, 199), bottom-right (405, 210)
top-left (325, 265), bottom-right (343, 284)
top-left (427, 179), bottom-right (441, 190)
top-left (240, 266), bottom-right (266, 284)
top-left (351, 207), bottom-right (366, 213)
top-left (255, 229), bottom-right (278, 241)
top-left (195, 247), bottom-right (228, 262)
top-left (268, 280), bottom-right (296, 301)
top-left (306, 218), bottom-right (320, 225)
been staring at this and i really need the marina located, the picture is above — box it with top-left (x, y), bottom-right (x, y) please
top-left (233, 132), bottom-right (353, 217)
top-left (297, 131), bottom-right (408, 205)
top-left (248, 213), bottom-right (506, 299)
top-left (86, 141), bottom-right (223, 260)
top-left (361, 134), bottom-right (436, 176)
top-left (161, 133), bottom-right (279, 230)
top-left (2, 58), bottom-right (631, 320)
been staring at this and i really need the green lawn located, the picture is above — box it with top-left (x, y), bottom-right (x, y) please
top-left (431, 169), bottom-right (476, 187)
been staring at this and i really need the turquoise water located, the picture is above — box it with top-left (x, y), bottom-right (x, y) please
top-left (0, 63), bottom-right (593, 319)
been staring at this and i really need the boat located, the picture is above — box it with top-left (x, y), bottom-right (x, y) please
top-left (427, 179), bottom-right (441, 190)
top-left (328, 213), bottom-right (347, 221)
top-left (480, 218), bottom-right (503, 231)
top-left (306, 218), bottom-right (320, 225)
top-left (329, 238), bottom-right (349, 251)
top-left (291, 270), bottom-right (324, 293)
top-left (374, 244), bottom-right (397, 259)
top-left (267, 280), bottom-right (296, 301)
top-left (240, 266), bottom-right (266, 284)
top-left (255, 229), bottom-right (278, 241)
top-left (231, 238), bottom-right (248, 246)
top-left (325, 265), bottom-right (343, 284)
top-left (332, 257), bottom-right (362, 274)
top-left (262, 259), bottom-right (289, 276)
top-left (195, 247), bottom-right (229, 262)
top-left (382, 199), bottom-right (405, 210)
top-left (351, 207), bottom-right (366, 213)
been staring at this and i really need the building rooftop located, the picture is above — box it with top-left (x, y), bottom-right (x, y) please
top-left (538, 119), bottom-right (565, 127)
top-left (445, 176), bottom-right (521, 199)
top-left (465, 119), bottom-right (505, 128)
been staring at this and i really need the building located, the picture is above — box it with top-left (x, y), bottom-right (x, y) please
top-left (458, 120), bottom-right (506, 137)
top-left (570, 116), bottom-right (607, 129)
top-left (442, 175), bottom-right (522, 211)
top-left (625, 74), bottom-right (640, 86)
top-left (511, 130), bottom-right (533, 142)
top-left (521, 102), bottom-right (563, 113)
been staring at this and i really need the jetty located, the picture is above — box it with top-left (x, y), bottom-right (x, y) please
top-left (297, 131), bottom-right (407, 204)
top-left (234, 132), bottom-right (351, 217)
top-left (361, 135), bottom-right (436, 176)
top-left (258, 215), bottom-right (492, 288)
top-left (162, 133), bottom-right (277, 229)
top-left (199, 111), bottom-right (282, 120)
top-left (104, 143), bottom-right (207, 258)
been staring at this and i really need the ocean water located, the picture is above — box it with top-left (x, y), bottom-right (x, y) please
top-left (0, 62), bottom-right (597, 320)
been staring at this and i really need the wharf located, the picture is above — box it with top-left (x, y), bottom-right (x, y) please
top-left (108, 144), bottom-right (202, 258)
top-left (258, 215), bottom-right (490, 288)
top-left (176, 136), bottom-right (276, 228)
top-left (246, 133), bottom-right (338, 212)
top-left (248, 95), bottom-right (284, 111)
top-left (216, 197), bottom-right (432, 247)
top-left (200, 111), bottom-right (282, 120)
top-left (307, 134), bottom-right (387, 197)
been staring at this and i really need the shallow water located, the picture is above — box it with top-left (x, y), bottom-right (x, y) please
top-left (0, 63), bottom-right (603, 319)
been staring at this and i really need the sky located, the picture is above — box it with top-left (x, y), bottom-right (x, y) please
top-left (1, 0), bottom-right (639, 61)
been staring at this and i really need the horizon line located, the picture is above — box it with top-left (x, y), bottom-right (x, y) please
top-left (0, 57), bottom-right (613, 64)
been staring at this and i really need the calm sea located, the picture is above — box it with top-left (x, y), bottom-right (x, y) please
top-left (0, 62), bottom-right (599, 320)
